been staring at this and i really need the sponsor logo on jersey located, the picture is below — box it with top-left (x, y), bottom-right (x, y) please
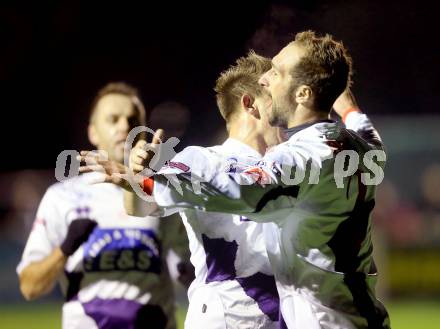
top-left (83, 228), bottom-right (161, 273)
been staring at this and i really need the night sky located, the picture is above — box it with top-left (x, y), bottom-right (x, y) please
top-left (1, 0), bottom-right (437, 170)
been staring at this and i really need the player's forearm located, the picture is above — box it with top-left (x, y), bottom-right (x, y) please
top-left (123, 189), bottom-right (159, 217)
top-left (123, 190), bottom-right (138, 216)
top-left (19, 248), bottom-right (67, 301)
top-left (333, 89), bottom-right (383, 148)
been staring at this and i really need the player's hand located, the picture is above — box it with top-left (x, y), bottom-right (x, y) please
top-left (77, 129), bottom-right (164, 193)
top-left (332, 89), bottom-right (360, 118)
top-left (60, 218), bottom-right (98, 256)
top-left (130, 140), bottom-right (148, 174)
top-left (77, 151), bottom-right (138, 191)
top-left (130, 129), bottom-right (164, 174)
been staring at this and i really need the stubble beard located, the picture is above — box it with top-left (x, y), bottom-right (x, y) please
top-left (269, 101), bottom-right (289, 128)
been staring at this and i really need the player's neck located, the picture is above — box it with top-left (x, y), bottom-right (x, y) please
top-left (244, 135), bottom-right (267, 155)
top-left (287, 105), bottom-right (329, 128)
top-left (228, 125), bottom-right (266, 155)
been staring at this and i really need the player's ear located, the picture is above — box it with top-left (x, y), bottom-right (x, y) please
top-left (295, 85), bottom-right (313, 106)
top-left (240, 94), bottom-right (252, 110)
top-left (88, 124), bottom-right (99, 147)
top-left (240, 94), bottom-right (260, 119)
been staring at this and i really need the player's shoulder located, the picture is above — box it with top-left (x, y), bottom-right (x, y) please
top-left (266, 123), bottom-right (336, 163)
top-left (45, 173), bottom-right (95, 202)
top-left (207, 143), bottom-right (239, 157)
top-left (159, 145), bottom-right (215, 175)
top-left (281, 121), bottom-right (342, 147)
top-left (177, 145), bottom-right (222, 163)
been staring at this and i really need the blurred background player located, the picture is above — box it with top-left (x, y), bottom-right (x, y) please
top-left (81, 53), bottom-right (285, 329)
top-left (17, 82), bottom-right (191, 329)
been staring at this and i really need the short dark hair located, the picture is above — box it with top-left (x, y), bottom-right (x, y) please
top-left (90, 82), bottom-right (146, 125)
top-left (214, 51), bottom-right (271, 122)
top-left (291, 31), bottom-right (353, 112)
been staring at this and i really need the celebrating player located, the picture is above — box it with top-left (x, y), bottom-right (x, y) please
top-left (134, 32), bottom-right (389, 328)
top-left (81, 31), bottom-right (391, 328)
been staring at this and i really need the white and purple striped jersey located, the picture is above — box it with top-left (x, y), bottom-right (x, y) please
top-left (150, 112), bottom-right (390, 329)
top-left (157, 138), bottom-right (282, 329)
top-left (17, 173), bottom-right (188, 329)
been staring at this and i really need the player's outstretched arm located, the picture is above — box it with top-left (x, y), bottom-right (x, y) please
top-left (143, 143), bottom-right (303, 223)
top-left (77, 151), bottom-right (136, 191)
top-left (78, 131), bottom-right (301, 222)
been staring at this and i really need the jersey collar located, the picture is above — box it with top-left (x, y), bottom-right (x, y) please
top-left (222, 138), bottom-right (262, 158)
top-left (284, 119), bottom-right (335, 139)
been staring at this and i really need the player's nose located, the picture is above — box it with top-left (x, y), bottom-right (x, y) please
top-left (116, 117), bottom-right (130, 133)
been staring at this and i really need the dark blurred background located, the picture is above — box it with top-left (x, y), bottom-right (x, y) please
top-left (0, 0), bottom-right (439, 328)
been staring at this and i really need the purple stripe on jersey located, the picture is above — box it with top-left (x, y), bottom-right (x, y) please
top-left (237, 272), bottom-right (280, 322)
top-left (82, 298), bottom-right (167, 329)
top-left (202, 234), bottom-right (237, 282)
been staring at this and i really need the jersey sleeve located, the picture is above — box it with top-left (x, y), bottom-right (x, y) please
top-left (148, 145), bottom-right (224, 216)
top-left (344, 111), bottom-right (384, 150)
top-left (16, 187), bottom-right (66, 274)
